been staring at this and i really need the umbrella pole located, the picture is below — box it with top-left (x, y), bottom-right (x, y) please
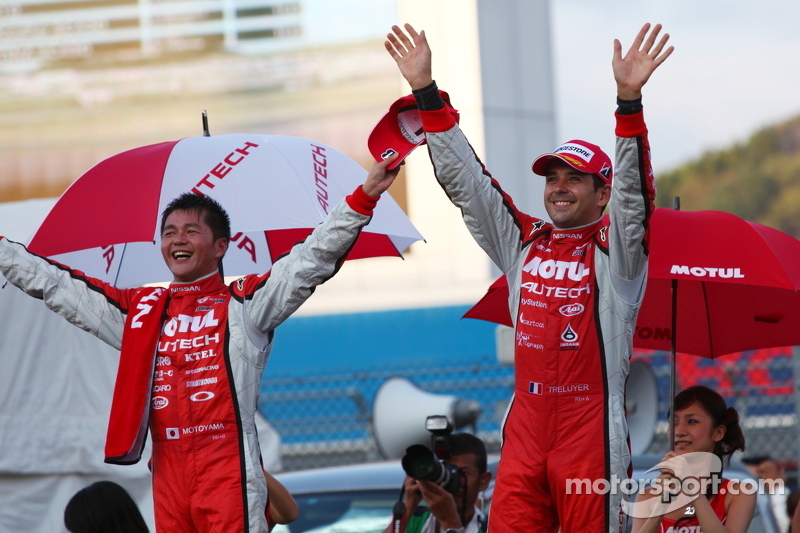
top-left (669, 278), bottom-right (677, 452)
top-left (668, 196), bottom-right (680, 452)
top-left (202, 110), bottom-right (210, 137)
top-left (112, 243), bottom-right (128, 288)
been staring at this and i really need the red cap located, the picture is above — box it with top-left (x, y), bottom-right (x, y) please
top-left (368, 91), bottom-right (459, 169)
top-left (531, 139), bottom-right (613, 184)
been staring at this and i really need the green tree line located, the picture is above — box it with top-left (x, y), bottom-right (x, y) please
top-left (656, 114), bottom-right (800, 238)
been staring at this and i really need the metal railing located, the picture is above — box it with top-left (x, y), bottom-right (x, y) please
top-left (260, 347), bottom-right (799, 481)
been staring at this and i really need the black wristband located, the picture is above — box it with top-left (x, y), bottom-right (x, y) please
top-left (616, 96), bottom-right (643, 115)
top-left (412, 81), bottom-right (445, 111)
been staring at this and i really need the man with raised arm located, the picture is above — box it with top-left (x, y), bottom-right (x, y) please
top-left (383, 23), bottom-right (672, 533)
top-left (0, 155), bottom-right (400, 533)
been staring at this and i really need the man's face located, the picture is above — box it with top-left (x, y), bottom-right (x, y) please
top-left (449, 453), bottom-right (492, 510)
top-left (160, 209), bottom-right (227, 283)
top-left (752, 460), bottom-right (784, 481)
top-left (543, 159), bottom-right (610, 229)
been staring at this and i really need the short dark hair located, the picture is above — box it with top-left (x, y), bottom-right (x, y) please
top-left (160, 193), bottom-right (232, 243)
top-left (64, 480), bottom-right (149, 533)
top-left (741, 455), bottom-right (774, 466)
top-left (448, 432), bottom-right (487, 474)
top-left (592, 174), bottom-right (607, 191)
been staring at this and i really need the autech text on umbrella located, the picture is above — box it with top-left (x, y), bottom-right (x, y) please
top-left (312, 144), bottom-right (331, 213)
top-left (189, 141), bottom-right (259, 196)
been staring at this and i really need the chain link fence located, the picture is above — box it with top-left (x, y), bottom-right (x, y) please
top-left (259, 346), bottom-right (799, 480)
top-left (638, 346), bottom-right (798, 483)
top-left (259, 354), bottom-right (513, 471)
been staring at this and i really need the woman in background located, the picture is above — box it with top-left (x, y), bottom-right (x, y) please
top-left (631, 385), bottom-right (756, 533)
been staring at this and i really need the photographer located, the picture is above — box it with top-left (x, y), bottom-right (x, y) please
top-left (385, 433), bottom-right (492, 533)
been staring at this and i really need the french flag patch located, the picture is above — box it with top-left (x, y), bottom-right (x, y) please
top-left (529, 382), bottom-right (543, 395)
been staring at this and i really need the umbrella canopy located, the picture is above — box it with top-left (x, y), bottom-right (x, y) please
top-left (463, 276), bottom-right (513, 327)
top-left (636, 208), bottom-right (800, 357)
top-left (27, 134), bottom-right (423, 287)
top-left (464, 208), bottom-right (800, 358)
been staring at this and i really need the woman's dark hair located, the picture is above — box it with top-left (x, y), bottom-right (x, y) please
top-left (674, 385), bottom-right (745, 465)
top-left (64, 481), bottom-right (149, 533)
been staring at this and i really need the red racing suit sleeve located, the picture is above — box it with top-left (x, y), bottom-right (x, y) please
top-left (230, 188), bottom-right (375, 337)
top-left (0, 236), bottom-right (134, 349)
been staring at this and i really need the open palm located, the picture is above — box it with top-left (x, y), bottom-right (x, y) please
top-left (384, 24), bottom-right (433, 91)
top-left (613, 23), bottom-right (674, 100)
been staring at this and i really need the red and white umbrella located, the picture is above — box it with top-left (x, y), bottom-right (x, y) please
top-left (464, 207), bottom-right (800, 448)
top-left (27, 134), bottom-right (423, 287)
top-left (464, 208), bottom-right (800, 357)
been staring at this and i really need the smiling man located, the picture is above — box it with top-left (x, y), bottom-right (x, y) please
top-left (384, 22), bottom-right (672, 533)
top-left (537, 149), bottom-right (611, 228)
top-left (160, 204), bottom-right (228, 282)
top-left (0, 154), bottom-right (400, 533)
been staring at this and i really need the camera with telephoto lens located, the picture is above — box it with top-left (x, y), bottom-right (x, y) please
top-left (401, 415), bottom-right (461, 494)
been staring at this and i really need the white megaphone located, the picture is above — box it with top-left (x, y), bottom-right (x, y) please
top-left (372, 377), bottom-right (481, 459)
top-left (626, 360), bottom-right (659, 456)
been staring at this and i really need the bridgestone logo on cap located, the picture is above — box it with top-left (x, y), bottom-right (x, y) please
top-left (554, 143), bottom-right (594, 163)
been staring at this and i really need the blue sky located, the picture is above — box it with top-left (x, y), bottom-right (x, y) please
top-left (550, 0), bottom-right (800, 171)
top-left (302, 0), bottom-right (800, 172)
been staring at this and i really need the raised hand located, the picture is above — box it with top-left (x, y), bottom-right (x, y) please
top-left (362, 152), bottom-right (400, 197)
top-left (417, 480), bottom-right (463, 530)
top-left (385, 23), bottom-right (433, 91)
top-left (400, 476), bottom-right (424, 514)
top-left (613, 23), bottom-right (674, 100)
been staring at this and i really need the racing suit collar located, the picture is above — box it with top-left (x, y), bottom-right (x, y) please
top-left (550, 217), bottom-right (604, 241)
top-left (551, 216), bottom-right (603, 232)
top-left (168, 270), bottom-right (226, 296)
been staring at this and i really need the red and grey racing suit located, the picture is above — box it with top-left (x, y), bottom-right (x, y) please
top-left (414, 84), bottom-right (655, 533)
top-left (0, 188), bottom-right (379, 533)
